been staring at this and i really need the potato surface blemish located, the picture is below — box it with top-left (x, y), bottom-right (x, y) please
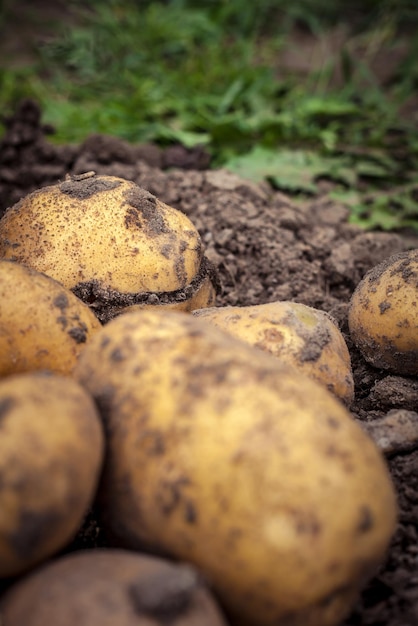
top-left (59, 176), bottom-right (122, 198)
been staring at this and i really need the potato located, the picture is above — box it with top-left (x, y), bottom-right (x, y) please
top-left (74, 309), bottom-right (397, 626)
top-left (0, 260), bottom-right (101, 376)
top-left (348, 249), bottom-right (418, 375)
top-left (0, 372), bottom-right (104, 578)
top-left (193, 301), bottom-right (354, 405)
top-left (0, 173), bottom-right (216, 321)
top-left (0, 549), bottom-right (228, 626)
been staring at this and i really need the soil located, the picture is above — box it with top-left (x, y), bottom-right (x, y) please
top-left (1, 100), bottom-right (418, 626)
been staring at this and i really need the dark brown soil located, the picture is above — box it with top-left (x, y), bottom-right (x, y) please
top-left (1, 100), bottom-right (418, 626)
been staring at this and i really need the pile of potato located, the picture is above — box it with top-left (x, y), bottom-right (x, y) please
top-left (0, 173), bottom-right (409, 626)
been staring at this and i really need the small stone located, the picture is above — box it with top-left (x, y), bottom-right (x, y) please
top-left (361, 410), bottom-right (418, 456)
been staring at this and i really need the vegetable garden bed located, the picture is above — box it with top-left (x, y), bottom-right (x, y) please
top-left (1, 100), bottom-right (418, 626)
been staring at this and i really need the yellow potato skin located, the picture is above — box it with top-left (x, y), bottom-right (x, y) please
top-left (193, 301), bottom-right (354, 405)
top-left (348, 249), bottom-right (418, 375)
top-left (0, 373), bottom-right (104, 577)
top-left (117, 271), bottom-right (217, 316)
top-left (74, 309), bottom-right (397, 626)
top-left (0, 260), bottom-right (101, 376)
top-left (0, 174), bottom-right (202, 294)
top-left (0, 549), bottom-right (228, 626)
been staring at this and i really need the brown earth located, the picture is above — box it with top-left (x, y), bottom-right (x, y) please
top-left (1, 100), bottom-right (418, 626)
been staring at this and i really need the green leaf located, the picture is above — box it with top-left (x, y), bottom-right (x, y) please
top-left (224, 147), bottom-right (356, 193)
top-left (298, 96), bottom-right (361, 120)
top-left (153, 126), bottom-right (211, 148)
top-left (355, 160), bottom-right (393, 179)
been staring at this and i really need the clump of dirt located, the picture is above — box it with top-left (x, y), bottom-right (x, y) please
top-left (72, 256), bottom-right (217, 324)
top-left (1, 100), bottom-right (418, 626)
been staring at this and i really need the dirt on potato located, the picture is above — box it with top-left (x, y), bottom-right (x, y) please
top-left (1, 100), bottom-right (418, 626)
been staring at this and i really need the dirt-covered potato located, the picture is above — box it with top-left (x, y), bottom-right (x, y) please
top-left (193, 301), bottom-right (354, 405)
top-left (0, 373), bottom-right (104, 578)
top-left (0, 260), bottom-right (101, 376)
top-left (74, 309), bottom-right (397, 626)
top-left (348, 249), bottom-right (418, 376)
top-left (0, 173), bottom-right (217, 321)
top-left (0, 549), bottom-right (228, 626)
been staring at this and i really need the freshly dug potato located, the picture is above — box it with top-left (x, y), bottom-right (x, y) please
top-left (0, 549), bottom-right (228, 626)
top-left (348, 249), bottom-right (418, 375)
top-left (193, 301), bottom-right (354, 405)
top-left (74, 309), bottom-right (397, 626)
top-left (0, 260), bottom-right (101, 376)
top-left (0, 373), bottom-right (104, 578)
top-left (0, 172), bottom-right (217, 321)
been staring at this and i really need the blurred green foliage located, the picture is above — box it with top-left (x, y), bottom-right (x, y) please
top-left (0, 0), bottom-right (417, 230)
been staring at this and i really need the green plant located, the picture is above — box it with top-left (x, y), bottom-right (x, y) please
top-left (0, 0), bottom-right (417, 231)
